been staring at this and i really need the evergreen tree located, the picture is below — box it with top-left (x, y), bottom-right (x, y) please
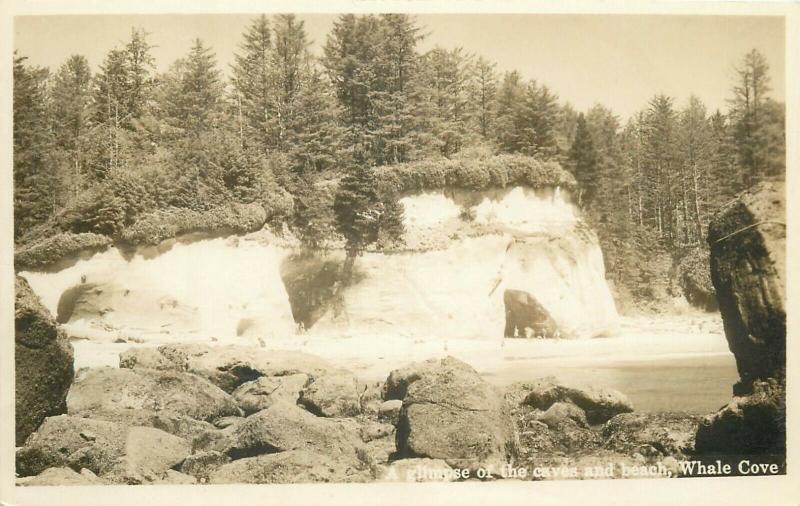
top-left (159, 38), bottom-right (223, 138)
top-left (568, 113), bottom-right (599, 207)
top-left (729, 49), bottom-right (773, 186)
top-left (13, 54), bottom-right (59, 238)
top-left (677, 96), bottom-right (713, 243)
top-left (465, 56), bottom-right (497, 139)
top-left (231, 15), bottom-right (275, 153)
top-left (642, 94), bottom-right (679, 242)
top-left (416, 46), bottom-right (473, 157)
top-left (494, 71), bottom-right (525, 152)
top-left (333, 163), bottom-right (404, 281)
top-left (50, 54), bottom-right (92, 196)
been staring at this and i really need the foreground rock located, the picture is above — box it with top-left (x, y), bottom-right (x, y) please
top-left (232, 374), bottom-right (309, 415)
top-left (393, 357), bottom-right (517, 474)
top-left (15, 276), bottom-right (75, 446)
top-left (18, 467), bottom-right (107, 486)
top-left (517, 377), bottom-right (634, 425)
top-left (708, 180), bottom-right (785, 391)
top-left (221, 401), bottom-right (365, 461)
top-left (209, 450), bottom-right (368, 484)
top-left (120, 344), bottom-right (334, 392)
top-left (603, 412), bottom-right (700, 457)
top-left (16, 415), bottom-right (191, 483)
top-left (698, 181), bottom-right (786, 459)
top-left (298, 371), bottom-right (364, 417)
top-left (695, 378), bottom-right (785, 456)
top-left (67, 367), bottom-right (242, 424)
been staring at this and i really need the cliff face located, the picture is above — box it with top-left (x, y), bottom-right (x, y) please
top-left (20, 185), bottom-right (618, 342)
top-left (312, 186), bottom-right (618, 339)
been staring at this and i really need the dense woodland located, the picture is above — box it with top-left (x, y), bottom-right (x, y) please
top-left (13, 14), bottom-right (785, 312)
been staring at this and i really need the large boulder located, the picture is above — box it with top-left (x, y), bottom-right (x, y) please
top-left (16, 415), bottom-right (191, 483)
top-left (18, 467), bottom-right (108, 486)
top-left (697, 181), bottom-right (786, 460)
top-left (15, 276), bottom-right (75, 446)
top-left (209, 450), bottom-right (368, 484)
top-left (393, 356), bottom-right (517, 474)
top-left (603, 412), bottom-right (701, 457)
top-left (67, 367), bottom-right (242, 424)
top-left (298, 371), bottom-right (364, 417)
top-left (120, 344), bottom-right (334, 392)
top-left (222, 401), bottom-right (364, 461)
top-left (179, 450), bottom-right (231, 483)
top-left (384, 356), bottom-right (477, 401)
top-left (695, 378), bottom-right (785, 456)
top-left (707, 180), bottom-right (785, 391)
top-left (519, 376), bottom-right (633, 425)
top-left (537, 402), bottom-right (588, 429)
top-left (232, 374), bottom-right (309, 415)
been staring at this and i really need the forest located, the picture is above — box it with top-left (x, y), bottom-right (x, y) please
top-left (12, 14), bottom-right (786, 313)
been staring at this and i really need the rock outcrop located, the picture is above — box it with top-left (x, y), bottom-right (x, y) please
top-left (209, 450), bottom-right (368, 484)
top-left (518, 376), bottom-right (634, 425)
top-left (392, 357), bottom-right (517, 474)
top-left (298, 371), bottom-right (364, 417)
top-left (15, 276), bottom-right (74, 445)
top-left (16, 415), bottom-right (191, 484)
top-left (221, 401), bottom-right (364, 461)
top-left (67, 367), bottom-right (242, 424)
top-left (708, 180), bottom-right (785, 390)
top-left (18, 466), bottom-right (108, 486)
top-left (120, 344), bottom-right (333, 392)
top-left (695, 378), bottom-right (785, 456)
top-left (698, 181), bottom-right (786, 458)
top-left (232, 374), bottom-right (309, 415)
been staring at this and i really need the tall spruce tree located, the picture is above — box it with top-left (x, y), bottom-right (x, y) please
top-left (232, 15), bottom-right (275, 153)
top-left (13, 54), bottom-right (58, 238)
top-left (568, 113), bottom-right (599, 207)
top-left (51, 54), bottom-right (92, 196)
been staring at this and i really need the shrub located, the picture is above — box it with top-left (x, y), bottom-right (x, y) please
top-left (677, 247), bottom-right (717, 311)
top-left (15, 232), bottom-right (113, 271)
top-left (119, 202), bottom-right (267, 246)
top-left (373, 154), bottom-right (576, 194)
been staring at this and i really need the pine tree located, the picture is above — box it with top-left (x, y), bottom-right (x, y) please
top-left (642, 94), bottom-right (679, 242)
top-left (323, 14), bottom-right (422, 165)
top-left (160, 38), bottom-right (223, 138)
top-left (416, 46), bottom-right (473, 157)
top-left (465, 56), bottom-right (497, 140)
top-left (13, 54), bottom-right (59, 238)
top-left (51, 54), bottom-right (92, 196)
top-left (270, 14), bottom-right (310, 150)
top-left (285, 65), bottom-right (346, 175)
top-left (729, 49), bottom-right (773, 186)
top-left (494, 71), bottom-right (525, 152)
top-left (677, 96), bottom-right (712, 243)
top-left (124, 28), bottom-right (155, 119)
top-left (568, 113), bottom-right (599, 207)
top-left (232, 15), bottom-right (275, 153)
top-left (333, 164), bottom-right (404, 281)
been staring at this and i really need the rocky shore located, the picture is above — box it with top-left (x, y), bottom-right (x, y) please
top-left (18, 341), bottom-right (703, 485)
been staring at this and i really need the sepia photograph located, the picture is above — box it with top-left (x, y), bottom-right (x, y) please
top-left (1, 1), bottom-right (796, 504)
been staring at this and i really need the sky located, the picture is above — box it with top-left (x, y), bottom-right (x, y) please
top-left (14, 14), bottom-right (785, 120)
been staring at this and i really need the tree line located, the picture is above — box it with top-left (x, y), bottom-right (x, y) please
top-left (13, 14), bottom-right (785, 309)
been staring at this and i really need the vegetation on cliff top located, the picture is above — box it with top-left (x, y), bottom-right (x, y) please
top-left (375, 154), bottom-right (576, 194)
top-left (15, 233), bottom-right (113, 271)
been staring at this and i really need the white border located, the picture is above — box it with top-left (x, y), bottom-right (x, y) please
top-left (1, 2), bottom-right (798, 505)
